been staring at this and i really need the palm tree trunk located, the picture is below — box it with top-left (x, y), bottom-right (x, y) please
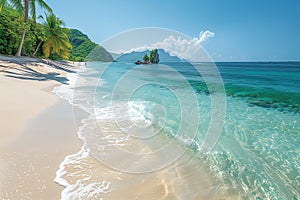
top-left (32, 40), bottom-right (43, 56)
top-left (15, 23), bottom-right (26, 56)
top-left (15, 0), bottom-right (29, 57)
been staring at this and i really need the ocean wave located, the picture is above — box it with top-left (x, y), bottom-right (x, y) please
top-left (53, 62), bottom-right (300, 199)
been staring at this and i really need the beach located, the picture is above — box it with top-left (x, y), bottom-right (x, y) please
top-left (0, 56), bottom-right (85, 199)
top-left (0, 56), bottom-right (240, 199)
top-left (1, 0), bottom-right (299, 198)
top-left (0, 56), bottom-right (299, 199)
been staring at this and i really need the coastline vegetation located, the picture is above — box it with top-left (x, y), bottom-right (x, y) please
top-left (0, 0), bottom-right (52, 56)
top-left (143, 53), bottom-right (149, 62)
top-left (40, 13), bottom-right (72, 60)
top-left (135, 49), bottom-right (159, 65)
top-left (0, 0), bottom-right (112, 61)
top-left (68, 29), bottom-right (113, 62)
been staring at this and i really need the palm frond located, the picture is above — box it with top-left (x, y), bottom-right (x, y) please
top-left (9, 0), bottom-right (23, 12)
top-left (36, 0), bottom-right (51, 13)
top-left (0, 0), bottom-right (7, 12)
top-left (29, 0), bottom-right (36, 21)
top-left (43, 39), bottom-right (52, 57)
top-left (42, 13), bottom-right (72, 59)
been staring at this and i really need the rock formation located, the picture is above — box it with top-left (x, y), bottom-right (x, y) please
top-left (150, 49), bottom-right (159, 64)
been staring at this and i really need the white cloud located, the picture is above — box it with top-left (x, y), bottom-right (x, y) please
top-left (114, 30), bottom-right (215, 62)
top-left (198, 31), bottom-right (215, 44)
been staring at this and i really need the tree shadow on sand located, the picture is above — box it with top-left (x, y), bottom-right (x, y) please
top-left (0, 59), bottom-right (77, 84)
top-left (40, 59), bottom-right (76, 74)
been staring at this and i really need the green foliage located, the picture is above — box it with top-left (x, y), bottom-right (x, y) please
top-left (143, 53), bottom-right (149, 62)
top-left (150, 49), bottom-right (159, 63)
top-left (0, 8), bottom-right (21, 54)
top-left (0, 0), bottom-right (23, 14)
top-left (1, 0), bottom-right (52, 56)
top-left (68, 29), bottom-right (113, 62)
top-left (0, 6), bottom-right (113, 61)
top-left (0, 7), bottom-right (44, 56)
top-left (29, 0), bottom-right (52, 22)
top-left (41, 13), bottom-right (72, 60)
top-left (0, 0), bottom-right (7, 12)
top-left (0, 8), bottom-right (69, 59)
top-left (68, 29), bottom-right (97, 61)
top-left (0, 0), bottom-right (53, 21)
top-left (23, 20), bottom-right (45, 55)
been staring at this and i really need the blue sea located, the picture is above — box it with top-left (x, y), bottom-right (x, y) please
top-left (55, 61), bottom-right (300, 199)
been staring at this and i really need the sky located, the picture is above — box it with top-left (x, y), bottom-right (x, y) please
top-left (42, 0), bottom-right (300, 61)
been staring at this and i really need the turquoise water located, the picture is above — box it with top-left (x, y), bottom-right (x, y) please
top-left (70, 61), bottom-right (299, 199)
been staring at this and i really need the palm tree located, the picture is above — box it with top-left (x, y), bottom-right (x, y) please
top-left (41, 13), bottom-right (72, 59)
top-left (0, 0), bottom-right (52, 56)
top-left (143, 53), bottom-right (149, 62)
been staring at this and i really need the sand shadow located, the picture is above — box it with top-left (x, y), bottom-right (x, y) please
top-left (40, 59), bottom-right (76, 74)
top-left (0, 62), bottom-right (72, 84)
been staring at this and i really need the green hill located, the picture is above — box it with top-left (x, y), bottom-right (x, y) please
top-left (68, 29), bottom-right (113, 62)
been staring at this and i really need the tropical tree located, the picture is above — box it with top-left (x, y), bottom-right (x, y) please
top-left (0, 0), bottom-right (52, 56)
top-left (40, 13), bottom-right (72, 59)
top-left (143, 53), bottom-right (149, 62)
top-left (0, 7), bottom-right (23, 54)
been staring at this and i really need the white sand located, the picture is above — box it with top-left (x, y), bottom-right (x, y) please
top-left (0, 55), bottom-right (84, 199)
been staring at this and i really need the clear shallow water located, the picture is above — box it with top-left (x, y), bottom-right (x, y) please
top-left (54, 62), bottom-right (300, 199)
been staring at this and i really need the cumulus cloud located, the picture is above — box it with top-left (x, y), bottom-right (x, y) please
top-left (115, 30), bottom-right (215, 62)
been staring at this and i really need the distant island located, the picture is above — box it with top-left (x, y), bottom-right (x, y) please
top-left (135, 49), bottom-right (159, 64)
top-left (115, 49), bottom-right (185, 63)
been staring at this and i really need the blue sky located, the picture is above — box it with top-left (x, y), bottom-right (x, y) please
top-left (44, 0), bottom-right (300, 61)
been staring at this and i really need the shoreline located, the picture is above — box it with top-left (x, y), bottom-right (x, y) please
top-left (0, 55), bottom-right (244, 199)
top-left (0, 55), bottom-right (85, 199)
top-left (52, 62), bottom-right (243, 199)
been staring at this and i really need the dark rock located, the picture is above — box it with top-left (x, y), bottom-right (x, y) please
top-left (135, 60), bottom-right (142, 65)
